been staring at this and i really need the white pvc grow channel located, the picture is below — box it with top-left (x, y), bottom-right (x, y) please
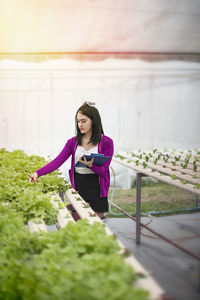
top-left (27, 188), bottom-right (165, 300)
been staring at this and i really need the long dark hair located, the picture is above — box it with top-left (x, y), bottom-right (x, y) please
top-left (75, 102), bottom-right (104, 146)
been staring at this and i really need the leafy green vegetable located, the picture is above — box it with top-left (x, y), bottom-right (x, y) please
top-left (181, 162), bottom-right (188, 169)
top-left (163, 156), bottom-right (169, 163)
top-left (180, 180), bottom-right (187, 184)
top-left (10, 189), bottom-right (58, 225)
top-left (0, 216), bottom-right (149, 300)
top-left (0, 149), bottom-right (70, 224)
top-left (82, 203), bottom-right (90, 208)
top-left (76, 197), bottom-right (82, 201)
top-left (153, 158), bottom-right (158, 165)
top-left (142, 162), bottom-right (147, 169)
top-left (194, 183), bottom-right (200, 189)
top-left (186, 154), bottom-right (192, 160)
top-left (194, 155), bottom-right (200, 162)
top-left (0, 149), bottom-right (150, 300)
top-left (115, 154), bottom-right (125, 160)
top-left (193, 161), bottom-right (197, 172)
top-left (185, 157), bottom-right (190, 164)
top-left (58, 202), bottom-right (64, 209)
top-left (175, 155), bottom-right (181, 162)
top-left (193, 164), bottom-right (197, 172)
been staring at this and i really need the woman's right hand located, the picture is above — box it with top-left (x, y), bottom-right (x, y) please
top-left (27, 172), bottom-right (39, 183)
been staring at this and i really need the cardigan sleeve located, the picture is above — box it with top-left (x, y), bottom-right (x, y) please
top-left (36, 138), bottom-right (73, 177)
top-left (90, 138), bottom-right (114, 177)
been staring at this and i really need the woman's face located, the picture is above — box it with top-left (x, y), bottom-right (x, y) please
top-left (77, 112), bottom-right (93, 135)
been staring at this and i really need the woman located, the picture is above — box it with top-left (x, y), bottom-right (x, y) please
top-left (29, 102), bottom-right (114, 220)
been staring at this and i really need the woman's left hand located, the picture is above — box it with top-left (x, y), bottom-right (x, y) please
top-left (78, 156), bottom-right (94, 168)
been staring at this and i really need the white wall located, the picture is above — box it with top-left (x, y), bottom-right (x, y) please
top-left (0, 58), bottom-right (200, 160)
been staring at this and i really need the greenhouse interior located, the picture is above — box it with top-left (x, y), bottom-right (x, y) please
top-left (0, 1), bottom-right (200, 300)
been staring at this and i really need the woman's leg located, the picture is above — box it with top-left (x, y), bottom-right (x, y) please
top-left (66, 204), bottom-right (81, 221)
top-left (74, 173), bottom-right (107, 220)
top-left (96, 212), bottom-right (104, 219)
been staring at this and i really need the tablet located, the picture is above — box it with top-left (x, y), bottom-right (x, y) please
top-left (81, 154), bottom-right (111, 166)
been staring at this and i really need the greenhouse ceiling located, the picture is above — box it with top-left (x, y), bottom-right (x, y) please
top-left (0, 0), bottom-right (200, 62)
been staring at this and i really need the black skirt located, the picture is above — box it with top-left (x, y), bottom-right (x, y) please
top-left (74, 172), bottom-right (108, 212)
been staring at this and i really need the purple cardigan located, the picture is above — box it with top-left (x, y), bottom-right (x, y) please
top-left (36, 134), bottom-right (114, 198)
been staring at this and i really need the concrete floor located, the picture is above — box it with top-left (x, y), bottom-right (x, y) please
top-left (104, 212), bottom-right (200, 300)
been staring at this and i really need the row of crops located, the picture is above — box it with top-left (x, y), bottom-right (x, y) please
top-left (0, 148), bottom-right (150, 300)
top-left (114, 148), bottom-right (200, 194)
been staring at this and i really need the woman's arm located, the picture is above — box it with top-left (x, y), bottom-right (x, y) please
top-left (35, 139), bottom-right (73, 177)
top-left (89, 139), bottom-right (114, 177)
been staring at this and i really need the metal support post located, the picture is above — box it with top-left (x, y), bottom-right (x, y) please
top-left (195, 194), bottom-right (199, 208)
top-left (136, 172), bottom-right (142, 244)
